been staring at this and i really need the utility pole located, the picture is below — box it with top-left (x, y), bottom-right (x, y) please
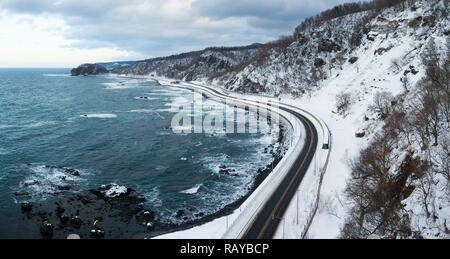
top-left (226, 216), bottom-right (228, 229)
top-left (296, 189), bottom-right (299, 225)
top-left (314, 153), bottom-right (317, 175)
top-left (273, 215), bottom-right (285, 239)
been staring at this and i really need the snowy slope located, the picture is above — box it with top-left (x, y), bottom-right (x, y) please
top-left (111, 45), bottom-right (261, 81)
top-left (208, 0), bottom-right (449, 239)
top-left (277, 0), bottom-right (449, 239)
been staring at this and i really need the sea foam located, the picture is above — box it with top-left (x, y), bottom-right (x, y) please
top-left (81, 113), bottom-right (117, 118)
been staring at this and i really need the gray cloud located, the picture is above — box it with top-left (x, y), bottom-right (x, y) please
top-left (0, 0), bottom-right (356, 59)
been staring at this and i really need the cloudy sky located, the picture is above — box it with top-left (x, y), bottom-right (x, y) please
top-left (0, 0), bottom-right (354, 68)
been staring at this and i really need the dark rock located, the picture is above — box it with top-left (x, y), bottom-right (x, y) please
top-left (21, 202), bottom-right (32, 212)
top-left (141, 210), bottom-right (155, 222)
top-left (349, 57), bottom-right (359, 64)
top-left (60, 214), bottom-right (70, 224)
top-left (195, 212), bottom-right (205, 218)
top-left (296, 33), bottom-right (308, 45)
top-left (64, 168), bottom-right (80, 177)
top-left (57, 185), bottom-right (71, 191)
top-left (146, 222), bottom-right (154, 230)
top-left (40, 221), bottom-right (54, 236)
top-left (18, 183), bottom-right (151, 239)
top-left (219, 169), bottom-right (230, 175)
top-left (93, 219), bottom-right (102, 229)
top-left (70, 216), bottom-right (83, 228)
top-left (90, 229), bottom-right (105, 239)
top-left (55, 205), bottom-right (65, 217)
top-left (422, 16), bottom-right (436, 27)
top-left (176, 210), bottom-right (184, 218)
top-left (185, 73), bottom-right (193, 82)
top-left (23, 180), bottom-right (39, 187)
top-left (355, 131), bottom-right (366, 138)
top-left (236, 79), bottom-right (265, 94)
top-left (367, 35), bottom-right (375, 41)
top-left (374, 47), bottom-right (390, 56)
top-left (71, 63), bottom-right (108, 76)
top-left (318, 39), bottom-right (341, 53)
top-left (314, 58), bottom-right (326, 68)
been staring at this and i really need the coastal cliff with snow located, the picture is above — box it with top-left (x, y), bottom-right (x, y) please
top-left (111, 44), bottom-right (262, 81)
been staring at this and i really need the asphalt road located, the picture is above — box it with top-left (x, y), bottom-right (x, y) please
top-left (175, 81), bottom-right (319, 239)
top-left (242, 108), bottom-right (318, 239)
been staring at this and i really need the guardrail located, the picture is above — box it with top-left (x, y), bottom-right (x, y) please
top-left (210, 90), bottom-right (333, 239)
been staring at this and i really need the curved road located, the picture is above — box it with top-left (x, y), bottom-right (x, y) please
top-left (167, 81), bottom-right (319, 239)
top-left (242, 109), bottom-right (318, 239)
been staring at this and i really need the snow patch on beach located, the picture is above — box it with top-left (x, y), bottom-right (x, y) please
top-left (100, 183), bottom-right (128, 198)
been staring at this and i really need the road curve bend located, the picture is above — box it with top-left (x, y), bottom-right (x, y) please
top-left (158, 79), bottom-right (321, 239)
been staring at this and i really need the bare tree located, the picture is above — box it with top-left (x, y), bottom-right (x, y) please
top-left (336, 92), bottom-right (352, 117)
top-left (371, 91), bottom-right (394, 119)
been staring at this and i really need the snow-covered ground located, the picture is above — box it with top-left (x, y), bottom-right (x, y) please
top-left (282, 0), bottom-right (449, 239)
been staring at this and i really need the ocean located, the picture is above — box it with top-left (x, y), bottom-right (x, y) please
top-left (0, 68), bottom-right (283, 238)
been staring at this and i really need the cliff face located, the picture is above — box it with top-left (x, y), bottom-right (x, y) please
top-left (111, 45), bottom-right (262, 81)
top-left (71, 64), bottom-right (108, 76)
top-left (211, 0), bottom-right (448, 96)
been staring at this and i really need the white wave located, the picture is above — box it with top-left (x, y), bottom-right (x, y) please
top-left (134, 97), bottom-right (159, 101)
top-left (128, 110), bottom-right (166, 119)
top-left (258, 134), bottom-right (277, 145)
top-left (43, 74), bottom-right (71, 77)
top-left (143, 186), bottom-right (162, 208)
top-left (180, 184), bottom-right (202, 194)
top-left (0, 121), bottom-right (56, 129)
top-left (16, 164), bottom-right (86, 202)
top-left (102, 78), bottom-right (147, 90)
top-left (172, 125), bottom-right (193, 132)
top-left (129, 109), bottom-right (153, 113)
top-left (80, 113), bottom-right (117, 118)
top-left (0, 147), bottom-right (9, 155)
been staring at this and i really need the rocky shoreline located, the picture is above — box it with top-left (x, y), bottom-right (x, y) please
top-left (16, 124), bottom-right (287, 239)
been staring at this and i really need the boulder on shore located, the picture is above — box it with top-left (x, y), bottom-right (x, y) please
top-left (71, 63), bottom-right (108, 76)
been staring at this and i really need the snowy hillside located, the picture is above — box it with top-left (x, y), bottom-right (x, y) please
top-left (211, 1), bottom-right (447, 95)
top-left (111, 44), bottom-right (262, 81)
top-left (208, 0), bottom-right (448, 239)
top-left (265, 0), bottom-right (448, 239)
